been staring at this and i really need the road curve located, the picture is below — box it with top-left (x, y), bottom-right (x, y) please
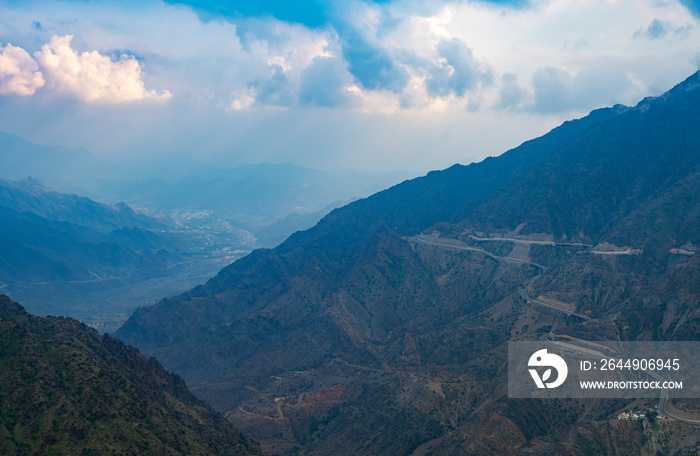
top-left (521, 286), bottom-right (590, 321)
top-left (413, 236), bottom-right (547, 271)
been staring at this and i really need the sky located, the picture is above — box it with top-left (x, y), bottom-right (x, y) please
top-left (1, 0), bottom-right (699, 173)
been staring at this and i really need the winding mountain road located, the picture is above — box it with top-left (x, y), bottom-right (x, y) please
top-left (520, 285), bottom-right (590, 321)
top-left (413, 236), bottom-right (547, 270)
top-left (417, 233), bottom-right (700, 426)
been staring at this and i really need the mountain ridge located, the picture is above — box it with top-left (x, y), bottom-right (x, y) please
top-left (116, 71), bottom-right (700, 455)
top-left (0, 177), bottom-right (164, 233)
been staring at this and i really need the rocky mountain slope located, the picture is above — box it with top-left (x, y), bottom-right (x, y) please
top-left (116, 72), bottom-right (700, 455)
top-left (0, 295), bottom-right (264, 456)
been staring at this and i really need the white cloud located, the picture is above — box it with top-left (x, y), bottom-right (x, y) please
top-left (247, 22), bottom-right (334, 76)
top-left (5, 0), bottom-right (697, 114)
top-left (1, 0), bottom-right (700, 174)
top-left (0, 42), bottom-right (44, 95)
top-left (34, 35), bottom-right (171, 103)
top-left (228, 87), bottom-right (257, 111)
top-left (439, 0), bottom-right (700, 108)
top-left (234, 20), bottom-right (341, 108)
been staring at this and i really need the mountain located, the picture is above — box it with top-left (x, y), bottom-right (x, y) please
top-left (0, 131), bottom-right (408, 237)
top-left (116, 72), bottom-right (700, 455)
top-left (0, 178), bottom-right (180, 286)
top-left (0, 205), bottom-right (178, 284)
top-left (0, 178), bottom-right (193, 331)
top-left (0, 295), bottom-right (263, 456)
top-left (0, 177), bottom-right (165, 233)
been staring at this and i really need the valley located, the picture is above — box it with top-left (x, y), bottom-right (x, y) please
top-left (0, 178), bottom-right (262, 332)
top-left (0, 163), bottom-right (401, 333)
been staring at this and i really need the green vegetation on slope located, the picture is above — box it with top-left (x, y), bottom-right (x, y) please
top-left (0, 295), bottom-right (264, 456)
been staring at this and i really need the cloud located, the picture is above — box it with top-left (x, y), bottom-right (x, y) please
top-left (425, 38), bottom-right (493, 98)
top-left (230, 17), bottom-right (340, 107)
top-left (228, 87), bottom-right (256, 110)
top-left (531, 67), bottom-right (575, 114)
top-left (248, 64), bottom-right (296, 106)
top-left (340, 30), bottom-right (409, 93)
top-left (635, 18), bottom-right (693, 39)
top-left (34, 35), bottom-right (172, 103)
top-left (637, 18), bottom-right (671, 39)
top-left (298, 55), bottom-right (356, 107)
top-left (0, 43), bottom-right (45, 95)
top-left (2, 0), bottom-right (700, 175)
top-left (4, 0), bottom-right (697, 116)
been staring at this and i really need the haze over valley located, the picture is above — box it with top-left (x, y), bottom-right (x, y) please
top-left (0, 146), bottom-right (406, 332)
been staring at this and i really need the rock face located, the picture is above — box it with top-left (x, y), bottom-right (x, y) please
top-left (116, 72), bottom-right (700, 455)
top-left (0, 295), bottom-right (264, 456)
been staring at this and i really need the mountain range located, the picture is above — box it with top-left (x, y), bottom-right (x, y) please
top-left (116, 71), bottom-right (700, 455)
top-left (0, 178), bottom-right (194, 332)
top-left (99, 163), bottom-right (410, 246)
top-left (0, 131), bottom-right (409, 243)
top-left (0, 177), bottom-right (165, 233)
top-left (0, 177), bottom-right (183, 286)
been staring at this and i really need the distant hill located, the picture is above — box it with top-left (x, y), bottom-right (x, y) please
top-left (0, 132), bottom-right (109, 195)
top-left (0, 295), bottom-right (263, 456)
top-left (0, 179), bottom-right (190, 331)
top-left (0, 205), bottom-right (178, 284)
top-left (0, 177), bottom-right (165, 233)
top-left (116, 72), bottom-right (700, 454)
top-left (0, 178), bottom-right (180, 286)
top-left (0, 132), bottom-right (408, 233)
top-left (105, 163), bottom-right (410, 229)
top-left (252, 199), bottom-right (355, 247)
